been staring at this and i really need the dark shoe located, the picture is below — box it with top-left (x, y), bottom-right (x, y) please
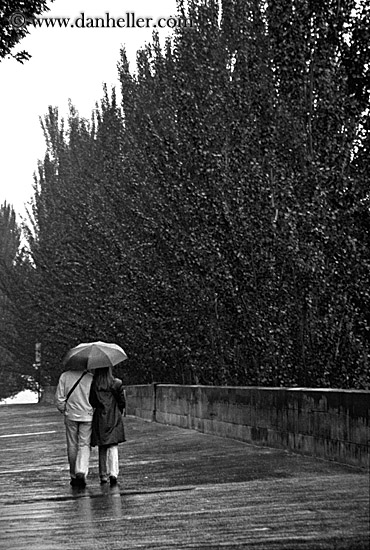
top-left (100, 475), bottom-right (108, 484)
top-left (70, 477), bottom-right (79, 487)
top-left (109, 476), bottom-right (117, 486)
top-left (75, 473), bottom-right (86, 488)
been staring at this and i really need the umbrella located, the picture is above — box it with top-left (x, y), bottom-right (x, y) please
top-left (63, 341), bottom-right (127, 371)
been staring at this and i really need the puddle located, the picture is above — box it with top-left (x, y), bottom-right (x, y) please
top-left (4, 485), bottom-right (195, 505)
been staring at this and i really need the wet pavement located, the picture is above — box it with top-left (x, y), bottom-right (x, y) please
top-left (0, 404), bottom-right (368, 549)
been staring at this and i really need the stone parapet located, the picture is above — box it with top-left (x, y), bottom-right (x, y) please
top-left (125, 384), bottom-right (370, 469)
top-left (39, 385), bottom-right (57, 405)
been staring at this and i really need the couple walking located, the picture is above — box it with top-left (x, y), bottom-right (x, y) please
top-left (55, 365), bottom-right (126, 488)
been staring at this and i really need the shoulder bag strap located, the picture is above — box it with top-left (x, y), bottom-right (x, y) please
top-left (65, 371), bottom-right (88, 403)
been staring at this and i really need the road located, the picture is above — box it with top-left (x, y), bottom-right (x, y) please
top-left (0, 404), bottom-right (368, 549)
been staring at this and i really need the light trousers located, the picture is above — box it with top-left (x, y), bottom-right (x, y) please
top-left (99, 445), bottom-right (119, 479)
top-left (65, 418), bottom-right (92, 478)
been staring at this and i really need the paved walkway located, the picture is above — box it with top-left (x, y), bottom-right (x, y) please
top-left (0, 404), bottom-right (368, 549)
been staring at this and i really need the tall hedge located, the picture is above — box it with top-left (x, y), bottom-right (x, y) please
top-left (9, 0), bottom-right (370, 388)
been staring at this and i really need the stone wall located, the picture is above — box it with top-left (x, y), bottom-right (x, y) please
top-left (124, 384), bottom-right (156, 421)
top-left (125, 384), bottom-right (370, 469)
top-left (39, 385), bottom-right (57, 405)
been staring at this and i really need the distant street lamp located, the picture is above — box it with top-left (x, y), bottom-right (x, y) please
top-left (35, 342), bottom-right (41, 402)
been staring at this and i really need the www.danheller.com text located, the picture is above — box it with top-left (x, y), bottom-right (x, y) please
top-left (31, 12), bottom-right (194, 29)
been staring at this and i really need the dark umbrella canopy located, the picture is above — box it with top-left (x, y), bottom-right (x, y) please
top-left (63, 341), bottom-right (127, 371)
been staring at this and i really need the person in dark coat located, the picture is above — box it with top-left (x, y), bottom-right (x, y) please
top-left (89, 366), bottom-right (126, 486)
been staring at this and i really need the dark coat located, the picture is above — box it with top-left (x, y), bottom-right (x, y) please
top-left (89, 377), bottom-right (126, 447)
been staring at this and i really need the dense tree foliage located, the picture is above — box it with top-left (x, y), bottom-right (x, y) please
top-left (3, 0), bottom-right (370, 390)
top-left (0, 0), bottom-right (53, 62)
top-left (0, 202), bottom-right (38, 398)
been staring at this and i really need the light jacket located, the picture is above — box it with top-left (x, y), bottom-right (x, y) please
top-left (55, 370), bottom-right (94, 422)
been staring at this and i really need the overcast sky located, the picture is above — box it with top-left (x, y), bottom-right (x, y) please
top-left (0, 0), bottom-right (177, 220)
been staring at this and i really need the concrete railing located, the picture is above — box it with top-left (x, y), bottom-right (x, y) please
top-left (125, 384), bottom-right (370, 469)
top-left (39, 386), bottom-right (57, 405)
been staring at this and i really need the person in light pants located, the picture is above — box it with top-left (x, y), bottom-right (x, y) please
top-left (89, 367), bottom-right (126, 486)
top-left (55, 369), bottom-right (94, 488)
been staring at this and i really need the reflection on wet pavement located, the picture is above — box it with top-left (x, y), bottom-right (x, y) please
top-left (0, 404), bottom-right (368, 550)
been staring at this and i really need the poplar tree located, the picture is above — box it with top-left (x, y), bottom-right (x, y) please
top-left (0, 202), bottom-right (37, 398)
top-left (20, 0), bottom-right (370, 389)
top-left (0, 0), bottom-right (53, 62)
